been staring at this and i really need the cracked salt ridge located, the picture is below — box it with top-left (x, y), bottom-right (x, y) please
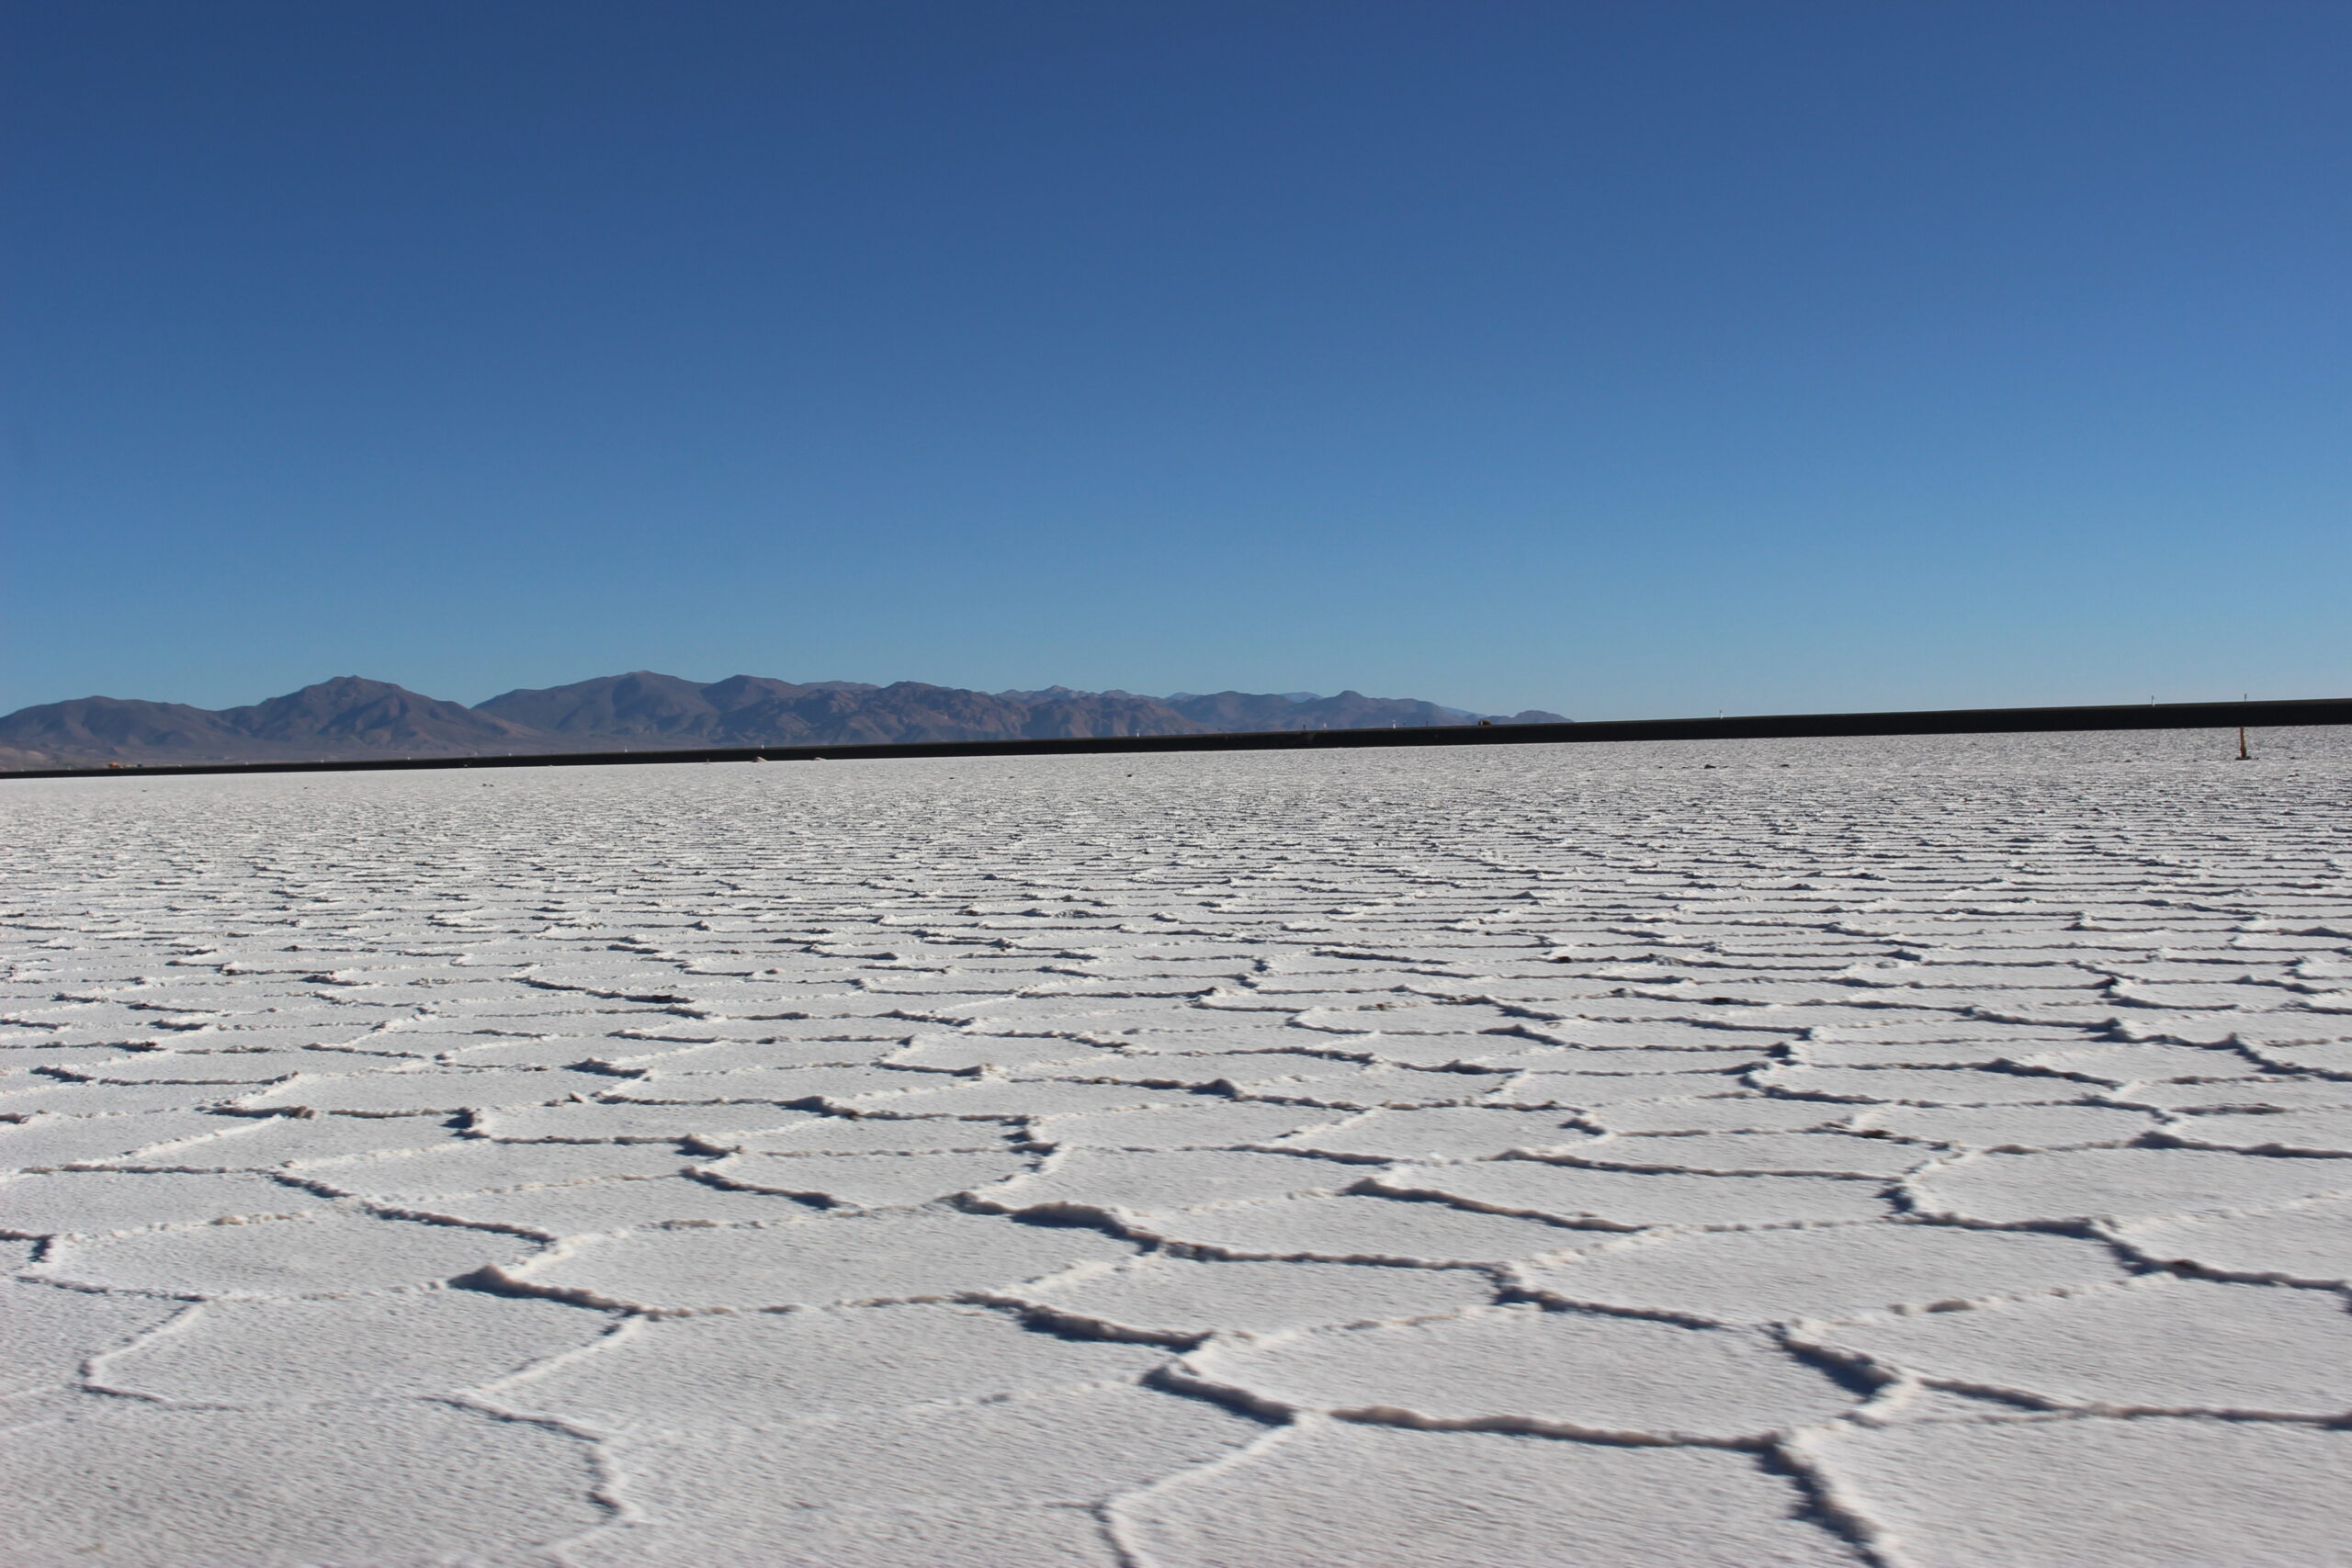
top-left (1795, 1275), bottom-right (2352, 1419)
top-left (1794, 1418), bottom-right (2351, 1568)
top-left (5, 732), bottom-right (2352, 1565)
top-left (1117, 1419), bottom-right (1866, 1568)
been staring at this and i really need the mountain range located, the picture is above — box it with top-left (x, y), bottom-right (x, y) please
top-left (0, 672), bottom-right (1567, 770)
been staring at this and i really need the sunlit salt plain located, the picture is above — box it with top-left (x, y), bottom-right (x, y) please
top-left (5, 729), bottom-right (2351, 1567)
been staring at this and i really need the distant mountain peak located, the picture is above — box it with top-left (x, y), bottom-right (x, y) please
top-left (995, 685), bottom-right (1091, 705)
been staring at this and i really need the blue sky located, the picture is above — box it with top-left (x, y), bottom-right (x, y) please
top-left (6, 0), bottom-right (2346, 719)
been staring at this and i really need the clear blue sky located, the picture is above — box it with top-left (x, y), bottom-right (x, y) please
top-left (6, 1), bottom-right (2346, 719)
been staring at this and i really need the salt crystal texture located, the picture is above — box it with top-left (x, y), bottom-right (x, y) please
top-left (1801, 1417), bottom-right (2352, 1567)
top-left (5, 727), bottom-right (2351, 1561)
top-left (1120, 1420), bottom-right (1865, 1567)
top-left (1185, 1303), bottom-right (1860, 1438)
top-left (1800, 1277), bottom-right (2352, 1416)
top-left (491, 1302), bottom-right (1165, 1430)
top-left (1518, 1222), bottom-right (2126, 1324)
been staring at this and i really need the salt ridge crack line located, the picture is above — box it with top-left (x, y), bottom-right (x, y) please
top-left (2, 727), bottom-right (2348, 1566)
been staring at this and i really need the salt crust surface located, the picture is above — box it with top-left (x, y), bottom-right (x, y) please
top-left (3, 727), bottom-right (2351, 1565)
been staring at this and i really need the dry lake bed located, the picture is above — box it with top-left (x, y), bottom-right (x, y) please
top-left (5, 729), bottom-right (2350, 1566)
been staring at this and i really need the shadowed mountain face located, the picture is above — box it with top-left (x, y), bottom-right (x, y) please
top-left (473, 672), bottom-right (1211, 747)
top-left (0, 679), bottom-right (548, 765)
top-left (218, 676), bottom-right (544, 750)
top-left (0, 696), bottom-right (251, 762)
top-left (0, 672), bottom-right (1568, 768)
